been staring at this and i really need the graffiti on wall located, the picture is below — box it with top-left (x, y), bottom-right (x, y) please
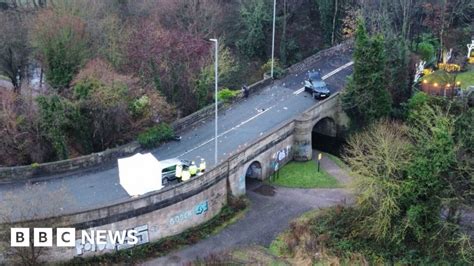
top-left (295, 140), bottom-right (311, 160)
top-left (239, 174), bottom-right (245, 191)
top-left (75, 224), bottom-right (149, 255)
top-left (195, 200), bottom-right (209, 214)
top-left (270, 145), bottom-right (291, 171)
top-left (169, 200), bottom-right (209, 225)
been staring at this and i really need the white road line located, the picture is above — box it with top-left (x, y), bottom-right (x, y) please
top-left (178, 106), bottom-right (274, 158)
top-left (293, 87), bottom-right (305, 95)
top-left (179, 61), bottom-right (354, 158)
top-left (293, 61), bottom-right (354, 95)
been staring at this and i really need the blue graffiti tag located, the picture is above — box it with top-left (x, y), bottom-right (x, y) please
top-left (195, 200), bottom-right (208, 215)
top-left (169, 211), bottom-right (193, 225)
top-left (169, 200), bottom-right (209, 225)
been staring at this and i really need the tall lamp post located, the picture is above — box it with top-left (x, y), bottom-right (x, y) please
top-left (210, 38), bottom-right (219, 165)
top-left (271, 0), bottom-right (276, 78)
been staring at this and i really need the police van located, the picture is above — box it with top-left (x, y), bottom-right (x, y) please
top-left (161, 158), bottom-right (190, 185)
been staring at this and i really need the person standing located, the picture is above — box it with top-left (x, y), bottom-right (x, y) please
top-left (182, 169), bottom-right (191, 181)
top-left (175, 162), bottom-right (183, 181)
top-left (199, 158), bottom-right (206, 173)
top-left (242, 85), bottom-right (249, 98)
top-left (189, 161), bottom-right (198, 176)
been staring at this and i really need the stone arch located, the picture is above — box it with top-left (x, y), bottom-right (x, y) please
top-left (245, 160), bottom-right (263, 190)
top-left (312, 117), bottom-right (341, 154)
top-left (312, 117), bottom-right (337, 137)
top-left (245, 161), bottom-right (263, 180)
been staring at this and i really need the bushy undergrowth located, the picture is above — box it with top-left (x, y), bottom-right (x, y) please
top-left (275, 207), bottom-right (473, 265)
top-left (261, 59), bottom-right (285, 79)
top-left (217, 88), bottom-right (240, 103)
top-left (137, 123), bottom-right (174, 149)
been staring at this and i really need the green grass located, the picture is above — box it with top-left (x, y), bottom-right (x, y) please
top-left (269, 161), bottom-right (339, 188)
top-left (456, 71), bottom-right (474, 90)
top-left (269, 233), bottom-right (288, 257)
top-left (423, 70), bottom-right (474, 90)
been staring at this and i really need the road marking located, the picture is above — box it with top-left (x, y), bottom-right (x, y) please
top-left (178, 61), bottom-right (354, 159)
top-left (293, 61), bottom-right (354, 95)
top-left (178, 106), bottom-right (274, 158)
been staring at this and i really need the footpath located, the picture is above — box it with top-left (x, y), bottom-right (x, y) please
top-left (141, 151), bottom-right (353, 266)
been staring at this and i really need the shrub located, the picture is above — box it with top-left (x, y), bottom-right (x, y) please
top-left (261, 59), bottom-right (285, 78)
top-left (417, 42), bottom-right (435, 62)
top-left (137, 123), bottom-right (174, 149)
top-left (130, 95), bottom-right (150, 118)
top-left (32, 10), bottom-right (90, 90)
top-left (217, 88), bottom-right (239, 103)
top-left (437, 63), bottom-right (461, 72)
top-left (73, 78), bottom-right (101, 99)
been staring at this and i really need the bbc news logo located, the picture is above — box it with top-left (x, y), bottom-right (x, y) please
top-left (10, 228), bottom-right (139, 247)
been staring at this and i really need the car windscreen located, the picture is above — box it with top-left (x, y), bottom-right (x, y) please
top-left (309, 72), bottom-right (321, 81)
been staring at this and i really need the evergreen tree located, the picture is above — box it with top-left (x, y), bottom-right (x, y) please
top-left (385, 36), bottom-right (410, 107)
top-left (237, 0), bottom-right (271, 58)
top-left (343, 19), bottom-right (391, 127)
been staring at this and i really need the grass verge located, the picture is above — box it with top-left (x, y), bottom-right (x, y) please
top-left (424, 70), bottom-right (474, 90)
top-left (268, 161), bottom-right (339, 188)
top-left (64, 197), bottom-right (248, 265)
top-left (456, 70), bottom-right (474, 90)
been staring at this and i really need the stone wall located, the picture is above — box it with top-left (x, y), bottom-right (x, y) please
top-left (11, 162), bottom-right (228, 262)
top-left (0, 142), bottom-right (141, 183)
top-left (287, 39), bottom-right (354, 74)
top-left (172, 77), bottom-right (272, 133)
top-left (227, 120), bottom-right (295, 196)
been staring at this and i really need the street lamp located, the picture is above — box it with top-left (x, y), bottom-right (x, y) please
top-left (210, 38), bottom-right (219, 165)
top-left (271, 0), bottom-right (276, 79)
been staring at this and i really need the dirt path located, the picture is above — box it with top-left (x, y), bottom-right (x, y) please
top-left (141, 155), bottom-right (353, 266)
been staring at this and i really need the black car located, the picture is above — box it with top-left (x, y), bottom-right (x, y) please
top-left (304, 71), bottom-right (331, 99)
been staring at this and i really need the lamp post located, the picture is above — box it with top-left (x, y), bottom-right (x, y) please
top-left (271, 0), bottom-right (276, 78)
top-left (210, 38), bottom-right (219, 165)
top-left (317, 153), bottom-right (322, 172)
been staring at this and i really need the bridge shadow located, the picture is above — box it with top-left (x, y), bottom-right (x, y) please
top-left (312, 117), bottom-right (345, 156)
top-left (245, 161), bottom-right (275, 196)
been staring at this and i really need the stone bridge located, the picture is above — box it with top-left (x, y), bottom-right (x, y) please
top-left (228, 92), bottom-right (348, 195)
top-left (2, 93), bottom-right (347, 262)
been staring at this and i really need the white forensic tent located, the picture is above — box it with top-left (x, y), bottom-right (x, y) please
top-left (118, 153), bottom-right (163, 196)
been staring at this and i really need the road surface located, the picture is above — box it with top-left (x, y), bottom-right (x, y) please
top-left (0, 49), bottom-right (353, 214)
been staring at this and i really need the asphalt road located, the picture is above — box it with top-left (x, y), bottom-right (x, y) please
top-left (0, 49), bottom-right (353, 214)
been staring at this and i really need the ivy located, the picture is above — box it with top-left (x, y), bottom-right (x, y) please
top-left (36, 95), bottom-right (74, 160)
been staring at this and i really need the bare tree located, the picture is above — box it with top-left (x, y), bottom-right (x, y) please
top-left (0, 11), bottom-right (30, 93)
